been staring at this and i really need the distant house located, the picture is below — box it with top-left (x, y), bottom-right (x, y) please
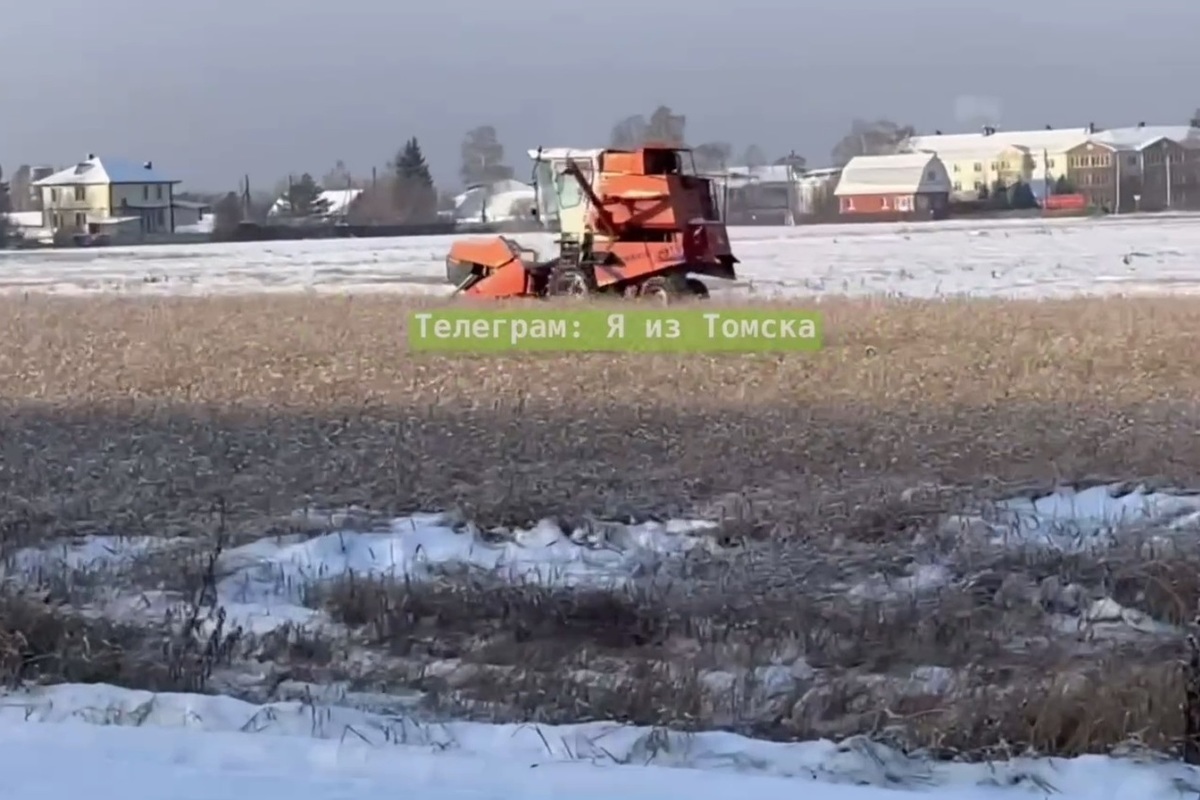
top-left (2, 211), bottom-right (51, 243)
top-left (453, 179), bottom-right (536, 225)
top-left (32, 155), bottom-right (181, 242)
top-left (903, 127), bottom-right (1089, 201)
top-left (834, 153), bottom-right (951, 216)
top-left (172, 199), bottom-right (211, 228)
top-left (719, 165), bottom-right (799, 225)
top-left (1088, 124), bottom-right (1200, 211)
top-left (794, 167), bottom-right (842, 218)
top-left (268, 188), bottom-right (364, 219)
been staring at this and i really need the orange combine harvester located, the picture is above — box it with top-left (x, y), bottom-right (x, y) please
top-left (445, 145), bottom-right (738, 301)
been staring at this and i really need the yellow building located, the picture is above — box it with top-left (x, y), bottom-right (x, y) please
top-left (904, 127), bottom-right (1091, 201)
top-left (33, 155), bottom-right (181, 241)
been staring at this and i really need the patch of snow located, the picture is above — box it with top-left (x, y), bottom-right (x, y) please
top-left (847, 563), bottom-right (953, 600)
top-left (944, 483), bottom-right (1200, 551)
top-left (8, 511), bottom-right (722, 634)
top-left (0, 683), bottom-right (1197, 800)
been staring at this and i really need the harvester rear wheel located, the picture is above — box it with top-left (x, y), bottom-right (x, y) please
top-left (638, 273), bottom-right (689, 303)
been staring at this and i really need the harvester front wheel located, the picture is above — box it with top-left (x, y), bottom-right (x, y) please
top-left (548, 267), bottom-right (594, 298)
top-left (685, 278), bottom-right (710, 299)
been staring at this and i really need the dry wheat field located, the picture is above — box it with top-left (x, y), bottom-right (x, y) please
top-left (5, 293), bottom-right (1200, 762)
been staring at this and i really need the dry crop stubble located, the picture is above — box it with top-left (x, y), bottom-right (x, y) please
top-left (2, 293), bottom-right (1200, 540)
top-left (5, 293), bottom-right (1200, 757)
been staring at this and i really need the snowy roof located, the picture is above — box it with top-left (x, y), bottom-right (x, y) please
top-left (905, 128), bottom-right (1092, 159)
top-left (725, 165), bottom-right (794, 183)
top-left (269, 188), bottom-right (363, 217)
top-left (454, 185), bottom-right (536, 223)
top-left (3, 211), bottom-right (44, 227)
top-left (527, 148), bottom-right (605, 162)
top-left (33, 156), bottom-right (179, 186)
top-left (318, 189), bottom-right (362, 215)
top-left (1091, 125), bottom-right (1200, 151)
top-left (834, 153), bottom-right (951, 196)
top-left (455, 179), bottom-right (531, 204)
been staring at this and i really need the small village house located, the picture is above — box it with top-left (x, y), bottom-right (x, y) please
top-left (33, 155), bottom-right (181, 243)
top-left (794, 167), bottom-right (842, 218)
top-left (172, 199), bottom-right (211, 228)
top-left (719, 164), bottom-right (799, 225)
top-left (834, 153), bottom-right (951, 216)
top-left (268, 188), bottom-right (364, 220)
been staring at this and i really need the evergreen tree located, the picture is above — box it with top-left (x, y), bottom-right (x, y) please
top-left (284, 173), bottom-right (330, 216)
top-left (393, 137), bottom-right (437, 223)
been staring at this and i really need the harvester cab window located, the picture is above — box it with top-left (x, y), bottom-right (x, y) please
top-left (644, 149), bottom-right (679, 175)
top-left (556, 166), bottom-right (583, 209)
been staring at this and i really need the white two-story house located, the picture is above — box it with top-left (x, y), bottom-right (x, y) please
top-left (32, 155), bottom-right (181, 241)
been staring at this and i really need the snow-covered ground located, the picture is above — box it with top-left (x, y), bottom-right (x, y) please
top-left (7, 485), bottom-right (1200, 797)
top-left (2, 213), bottom-right (1200, 297)
top-left (1, 683), bottom-right (1195, 800)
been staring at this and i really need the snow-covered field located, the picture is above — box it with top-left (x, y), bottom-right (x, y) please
top-left (3, 683), bottom-right (1194, 800)
top-left (7, 484), bottom-right (1200, 799)
top-left (3, 213), bottom-right (1200, 298)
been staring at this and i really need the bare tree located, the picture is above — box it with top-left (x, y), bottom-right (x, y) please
top-left (8, 165), bottom-right (31, 212)
top-left (211, 191), bottom-right (243, 239)
top-left (610, 114), bottom-right (648, 149)
top-left (645, 105), bottom-right (686, 146)
top-left (774, 151), bottom-right (807, 171)
top-left (0, 166), bottom-right (9, 248)
top-left (347, 180), bottom-right (398, 224)
top-left (321, 159), bottom-right (357, 190)
top-left (460, 126), bottom-right (512, 188)
top-left (830, 118), bottom-right (915, 167)
top-left (741, 145), bottom-right (767, 168)
top-left (609, 105), bottom-right (687, 149)
top-left (693, 142), bottom-right (732, 172)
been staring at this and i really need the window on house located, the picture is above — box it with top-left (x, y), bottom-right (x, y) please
top-left (952, 164), bottom-right (960, 172)
top-left (974, 181), bottom-right (983, 190)
top-left (953, 181), bottom-right (961, 191)
top-left (156, 185), bottom-right (163, 200)
top-left (1048, 159), bottom-right (1056, 168)
top-left (881, 196), bottom-right (890, 210)
top-left (1128, 155), bottom-right (1138, 167)
top-left (974, 163), bottom-right (982, 172)
top-left (74, 211), bottom-right (86, 228)
top-left (74, 186), bottom-right (86, 201)
top-left (50, 189), bottom-right (59, 202)
top-left (897, 196), bottom-right (913, 211)
top-left (845, 198), bottom-right (855, 211)
top-left (143, 185), bottom-right (149, 201)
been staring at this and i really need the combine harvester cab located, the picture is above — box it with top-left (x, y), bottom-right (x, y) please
top-left (444, 145), bottom-right (739, 301)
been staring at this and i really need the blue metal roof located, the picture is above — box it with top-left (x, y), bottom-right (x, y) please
top-left (32, 156), bottom-right (179, 186)
top-left (96, 157), bottom-right (178, 184)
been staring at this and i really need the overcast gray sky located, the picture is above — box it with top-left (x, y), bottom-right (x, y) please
top-left (2, 0), bottom-right (1195, 192)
